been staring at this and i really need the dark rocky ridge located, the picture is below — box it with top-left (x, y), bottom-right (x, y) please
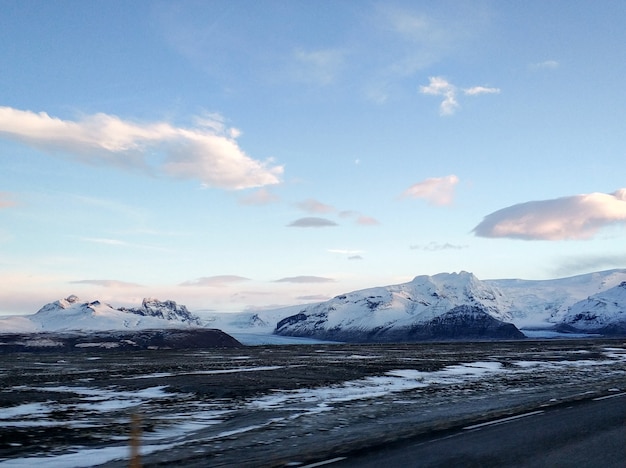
top-left (0, 328), bottom-right (242, 353)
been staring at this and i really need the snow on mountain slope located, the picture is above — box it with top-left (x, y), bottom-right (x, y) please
top-left (273, 272), bottom-right (523, 342)
top-left (560, 281), bottom-right (626, 332)
top-left (487, 269), bottom-right (626, 328)
top-left (271, 269), bottom-right (626, 341)
top-left (2, 269), bottom-right (624, 341)
top-left (0, 296), bottom-right (202, 332)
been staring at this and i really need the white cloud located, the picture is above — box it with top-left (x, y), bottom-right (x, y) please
top-left (420, 77), bottom-right (500, 115)
top-left (463, 86), bottom-right (500, 96)
top-left (401, 175), bottom-right (459, 206)
top-left (473, 189), bottom-right (626, 240)
top-left (287, 217), bottom-right (338, 228)
top-left (0, 106), bottom-right (283, 190)
top-left (420, 77), bottom-right (459, 115)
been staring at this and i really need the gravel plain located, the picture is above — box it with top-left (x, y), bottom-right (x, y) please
top-left (1, 339), bottom-right (625, 467)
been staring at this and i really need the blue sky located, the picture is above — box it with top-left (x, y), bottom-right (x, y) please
top-left (1, 0), bottom-right (625, 315)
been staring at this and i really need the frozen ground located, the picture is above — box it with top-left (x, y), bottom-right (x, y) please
top-left (1, 339), bottom-right (625, 467)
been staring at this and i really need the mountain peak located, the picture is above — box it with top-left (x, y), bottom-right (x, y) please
top-left (23, 296), bottom-right (202, 332)
top-left (123, 298), bottom-right (201, 326)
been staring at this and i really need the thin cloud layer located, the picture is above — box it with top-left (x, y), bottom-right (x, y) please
top-left (0, 106), bottom-right (283, 190)
top-left (238, 188), bottom-right (280, 205)
top-left (356, 215), bottom-right (380, 226)
top-left (464, 86), bottom-right (500, 96)
top-left (402, 175), bottom-right (459, 206)
top-left (296, 294), bottom-right (331, 301)
top-left (473, 189), bottom-right (626, 240)
top-left (410, 242), bottom-right (468, 251)
top-left (180, 275), bottom-right (251, 287)
top-left (530, 60), bottom-right (559, 70)
top-left (420, 77), bottom-right (500, 115)
top-left (296, 199), bottom-right (335, 214)
top-left (0, 192), bottom-right (16, 209)
top-left (70, 279), bottom-right (144, 288)
top-left (292, 48), bottom-right (346, 85)
top-left (328, 249), bottom-right (364, 255)
top-left (274, 276), bottom-right (335, 283)
top-left (552, 253), bottom-right (626, 277)
top-left (287, 217), bottom-right (338, 228)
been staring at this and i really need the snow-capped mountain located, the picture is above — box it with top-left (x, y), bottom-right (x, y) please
top-left (270, 269), bottom-right (626, 342)
top-left (0, 296), bottom-right (202, 332)
top-left (272, 272), bottom-right (524, 342)
top-left (488, 269), bottom-right (626, 327)
top-left (120, 297), bottom-right (201, 325)
top-left (2, 269), bottom-right (625, 342)
top-left (560, 281), bottom-right (626, 334)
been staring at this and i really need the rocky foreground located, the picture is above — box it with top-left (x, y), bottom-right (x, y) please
top-left (0, 328), bottom-right (242, 352)
top-left (1, 339), bottom-right (624, 467)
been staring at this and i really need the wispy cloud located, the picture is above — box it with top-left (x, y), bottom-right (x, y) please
top-left (0, 192), bottom-right (17, 209)
top-left (296, 294), bottom-right (331, 301)
top-left (274, 276), bottom-right (335, 283)
top-left (530, 60), bottom-right (559, 70)
top-left (70, 279), bottom-right (144, 288)
top-left (0, 106), bottom-right (283, 190)
top-left (296, 199), bottom-right (335, 214)
top-left (337, 210), bottom-right (380, 226)
top-left (78, 236), bottom-right (168, 252)
top-left (410, 242), bottom-right (468, 251)
top-left (356, 215), bottom-right (380, 226)
top-left (238, 188), bottom-right (280, 205)
top-left (551, 253), bottom-right (626, 277)
top-left (180, 275), bottom-right (251, 287)
top-left (287, 217), bottom-right (338, 228)
top-left (292, 48), bottom-right (346, 85)
top-left (420, 76), bottom-right (459, 115)
top-left (328, 248), bottom-right (365, 260)
top-left (328, 249), bottom-right (364, 255)
top-left (80, 237), bottom-right (130, 247)
top-left (473, 188), bottom-right (626, 240)
top-left (420, 77), bottom-right (500, 115)
top-left (401, 175), bottom-right (459, 206)
top-left (464, 86), bottom-right (500, 96)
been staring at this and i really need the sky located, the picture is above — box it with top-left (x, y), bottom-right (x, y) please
top-left (1, 0), bottom-right (625, 315)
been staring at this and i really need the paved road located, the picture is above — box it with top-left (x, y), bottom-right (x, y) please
top-left (330, 393), bottom-right (626, 468)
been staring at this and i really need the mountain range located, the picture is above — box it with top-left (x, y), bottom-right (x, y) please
top-left (1, 269), bottom-right (625, 343)
top-left (0, 296), bottom-right (201, 333)
top-left (204, 269), bottom-right (626, 342)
